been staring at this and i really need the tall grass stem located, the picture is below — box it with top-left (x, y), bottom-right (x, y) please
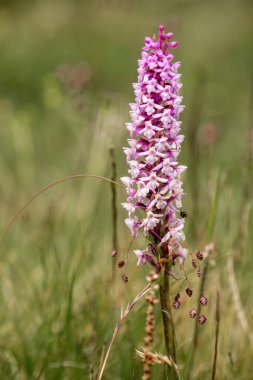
top-left (211, 290), bottom-right (220, 380)
top-left (109, 147), bottom-right (118, 279)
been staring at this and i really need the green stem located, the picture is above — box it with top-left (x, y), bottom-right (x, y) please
top-left (159, 263), bottom-right (177, 380)
top-left (109, 147), bottom-right (118, 279)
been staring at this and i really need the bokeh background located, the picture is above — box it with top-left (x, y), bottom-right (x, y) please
top-left (0, 0), bottom-right (252, 379)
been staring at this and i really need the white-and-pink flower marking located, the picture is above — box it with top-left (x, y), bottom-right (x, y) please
top-left (121, 25), bottom-right (187, 269)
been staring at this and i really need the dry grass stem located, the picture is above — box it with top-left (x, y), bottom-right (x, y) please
top-left (227, 255), bottom-right (253, 345)
top-left (109, 146), bottom-right (118, 278)
top-left (235, 201), bottom-right (251, 267)
top-left (96, 284), bottom-right (151, 380)
top-left (185, 243), bottom-right (215, 380)
top-left (187, 68), bottom-right (206, 239)
top-left (90, 363), bottom-right (94, 380)
top-left (97, 343), bottom-right (106, 379)
top-left (211, 290), bottom-right (220, 380)
top-left (186, 258), bottom-right (209, 380)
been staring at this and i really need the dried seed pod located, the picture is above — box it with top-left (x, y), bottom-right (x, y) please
top-left (198, 314), bottom-right (207, 325)
top-left (197, 268), bottom-right (202, 278)
top-left (196, 251), bottom-right (203, 260)
top-left (175, 292), bottom-right (181, 301)
top-left (118, 260), bottom-right (125, 268)
top-left (200, 295), bottom-right (208, 306)
top-left (144, 336), bottom-right (152, 346)
top-left (145, 295), bottom-right (156, 305)
top-left (189, 308), bottom-right (197, 318)
top-left (146, 270), bottom-right (159, 283)
top-left (186, 287), bottom-right (193, 297)
top-left (192, 258), bottom-right (197, 268)
top-left (173, 300), bottom-right (181, 309)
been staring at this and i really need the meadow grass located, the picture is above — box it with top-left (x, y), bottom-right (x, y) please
top-left (0, 0), bottom-right (253, 379)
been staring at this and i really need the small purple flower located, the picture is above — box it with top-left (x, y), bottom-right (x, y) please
top-left (134, 250), bottom-right (156, 267)
top-left (134, 250), bottom-right (148, 265)
top-left (121, 25), bottom-right (186, 268)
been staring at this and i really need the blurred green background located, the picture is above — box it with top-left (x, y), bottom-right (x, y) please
top-left (0, 0), bottom-right (252, 379)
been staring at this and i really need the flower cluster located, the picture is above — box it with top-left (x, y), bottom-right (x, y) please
top-left (121, 25), bottom-right (186, 269)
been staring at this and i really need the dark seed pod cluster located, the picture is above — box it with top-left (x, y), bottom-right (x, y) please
top-left (180, 211), bottom-right (187, 218)
top-left (118, 260), bottom-right (125, 268)
top-left (186, 287), bottom-right (193, 297)
top-left (196, 251), bottom-right (203, 260)
top-left (122, 273), bottom-right (128, 283)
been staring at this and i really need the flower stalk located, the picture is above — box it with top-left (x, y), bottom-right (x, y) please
top-left (160, 261), bottom-right (177, 379)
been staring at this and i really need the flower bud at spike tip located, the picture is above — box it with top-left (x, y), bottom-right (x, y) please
top-left (169, 41), bottom-right (179, 48)
top-left (166, 32), bottom-right (173, 39)
top-left (121, 25), bottom-right (186, 269)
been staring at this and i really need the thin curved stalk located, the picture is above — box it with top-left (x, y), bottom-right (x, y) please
top-left (0, 173), bottom-right (123, 243)
top-left (211, 290), bottom-right (220, 380)
top-left (97, 284), bottom-right (151, 380)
